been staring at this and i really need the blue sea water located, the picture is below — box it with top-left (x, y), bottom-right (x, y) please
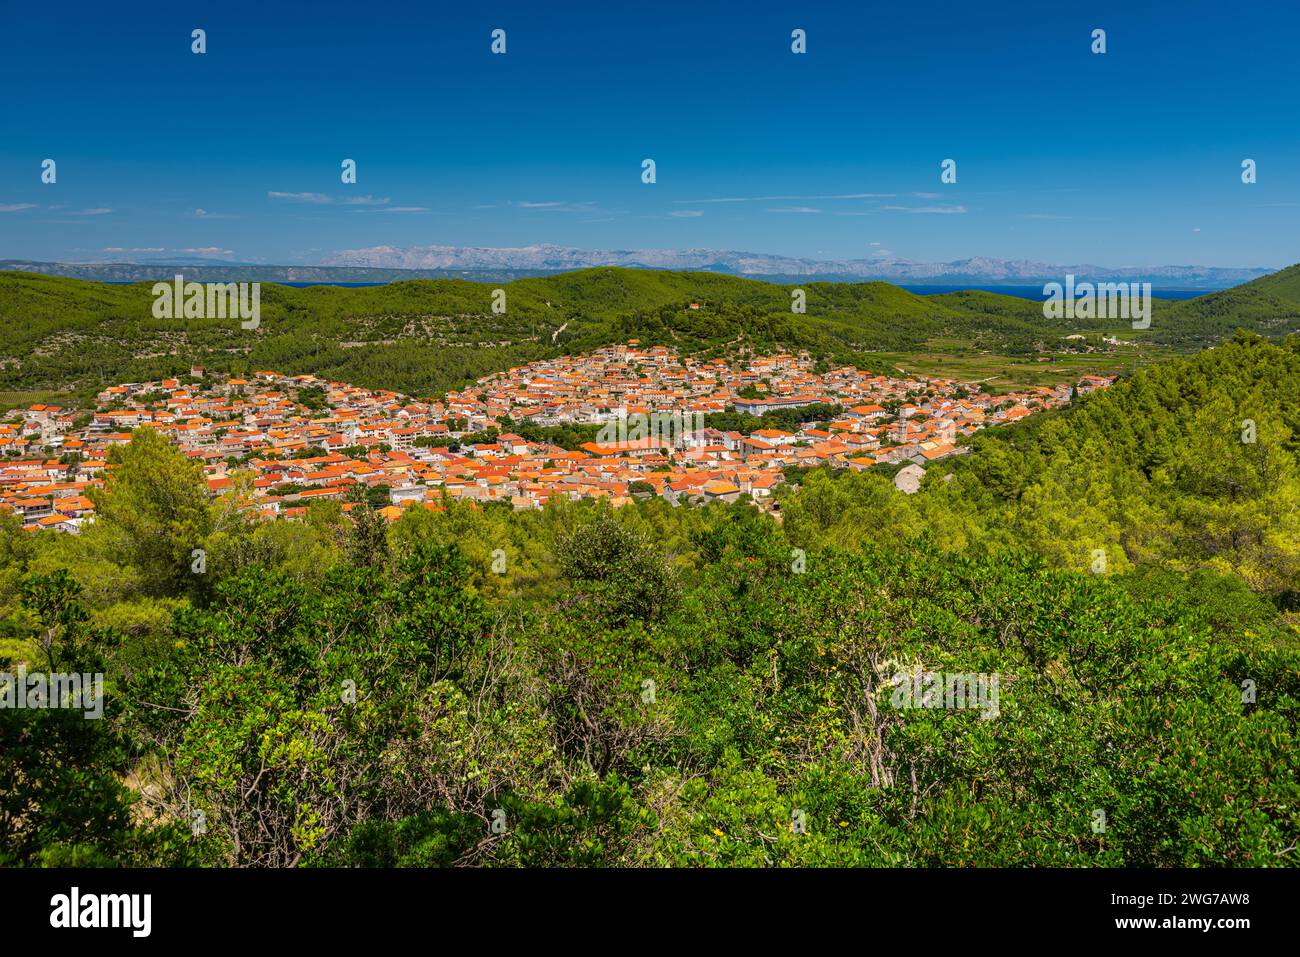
top-left (895, 284), bottom-right (1206, 301)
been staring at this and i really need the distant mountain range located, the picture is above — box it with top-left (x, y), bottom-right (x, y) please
top-left (0, 260), bottom-right (553, 285)
top-left (0, 247), bottom-right (1276, 289)
top-left (321, 245), bottom-right (1272, 289)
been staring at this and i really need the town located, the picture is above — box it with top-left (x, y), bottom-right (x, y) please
top-left (0, 342), bottom-right (1115, 532)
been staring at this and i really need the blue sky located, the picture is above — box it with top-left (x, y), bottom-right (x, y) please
top-left (2, 0), bottom-right (1297, 268)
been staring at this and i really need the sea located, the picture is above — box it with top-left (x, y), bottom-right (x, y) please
top-left (894, 284), bottom-right (1206, 301)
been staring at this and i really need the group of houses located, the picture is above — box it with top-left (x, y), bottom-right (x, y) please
top-left (0, 344), bottom-right (1115, 532)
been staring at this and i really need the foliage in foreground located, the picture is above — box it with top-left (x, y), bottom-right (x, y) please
top-left (2, 504), bottom-right (1296, 867)
top-left (1, 336), bottom-right (1297, 868)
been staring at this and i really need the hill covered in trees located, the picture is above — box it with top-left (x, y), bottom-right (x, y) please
top-left (2, 333), bottom-right (1296, 867)
top-left (784, 331), bottom-right (1300, 606)
top-left (3, 265), bottom-right (1300, 409)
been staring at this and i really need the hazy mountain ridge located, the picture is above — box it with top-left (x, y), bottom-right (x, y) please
top-left (321, 244), bottom-right (1273, 287)
top-left (2, 248), bottom-right (1275, 289)
top-left (0, 260), bottom-right (559, 285)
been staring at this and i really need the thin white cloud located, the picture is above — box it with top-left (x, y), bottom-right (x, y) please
top-left (75, 207), bottom-right (113, 215)
top-left (101, 246), bottom-right (234, 257)
top-left (676, 193), bottom-right (894, 204)
top-left (514, 200), bottom-right (599, 212)
top-left (0, 203), bottom-right (36, 213)
top-left (268, 192), bottom-right (390, 206)
top-left (354, 206), bottom-right (433, 214)
top-left (269, 191), bottom-right (331, 204)
top-left (670, 210), bottom-right (704, 218)
top-left (883, 204), bottom-right (968, 214)
top-left (767, 206), bottom-right (821, 214)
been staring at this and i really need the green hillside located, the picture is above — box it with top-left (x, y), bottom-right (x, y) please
top-left (783, 331), bottom-right (1300, 610)
top-left (1, 264), bottom-right (1298, 408)
top-left (2, 331), bottom-right (1297, 868)
top-left (1242, 261), bottom-right (1300, 301)
top-left (1157, 263), bottom-right (1300, 344)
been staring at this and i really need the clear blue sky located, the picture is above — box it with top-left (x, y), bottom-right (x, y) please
top-left (2, 0), bottom-right (1297, 267)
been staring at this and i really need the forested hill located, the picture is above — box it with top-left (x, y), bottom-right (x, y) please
top-left (2, 264), bottom-right (1299, 406)
top-left (782, 331), bottom-right (1300, 616)
top-left (1160, 263), bottom-right (1300, 343)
